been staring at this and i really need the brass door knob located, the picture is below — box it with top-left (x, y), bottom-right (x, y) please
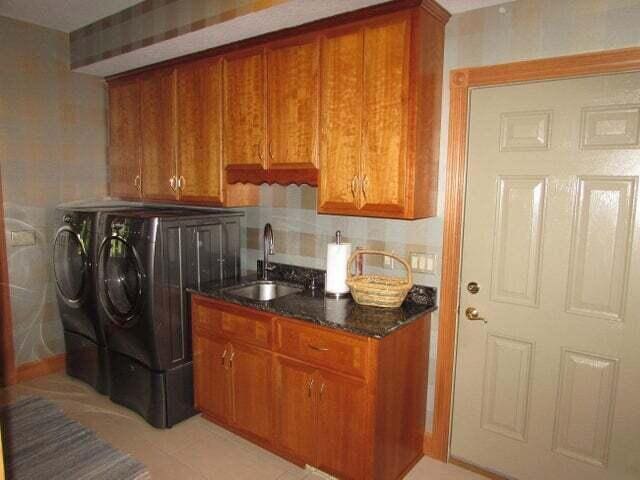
top-left (465, 307), bottom-right (487, 323)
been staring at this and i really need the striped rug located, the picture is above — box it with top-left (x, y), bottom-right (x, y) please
top-left (0, 396), bottom-right (150, 480)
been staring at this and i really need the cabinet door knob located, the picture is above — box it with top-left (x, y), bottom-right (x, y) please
top-left (169, 176), bottom-right (177, 191)
top-left (134, 175), bottom-right (141, 191)
top-left (256, 141), bottom-right (264, 165)
top-left (350, 176), bottom-right (358, 199)
top-left (307, 378), bottom-right (314, 398)
top-left (361, 175), bottom-right (369, 201)
top-left (228, 351), bottom-right (235, 368)
top-left (268, 140), bottom-right (275, 162)
top-left (221, 349), bottom-right (227, 366)
top-left (319, 382), bottom-right (326, 400)
top-left (309, 344), bottom-right (329, 352)
top-left (178, 176), bottom-right (186, 190)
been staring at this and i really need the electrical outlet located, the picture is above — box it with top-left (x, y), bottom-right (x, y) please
top-left (425, 253), bottom-right (436, 274)
top-left (10, 230), bottom-right (36, 246)
top-left (409, 252), bottom-right (425, 272)
top-left (409, 252), bottom-right (437, 274)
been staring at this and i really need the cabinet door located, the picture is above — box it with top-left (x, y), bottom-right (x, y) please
top-left (228, 343), bottom-right (272, 442)
top-left (266, 37), bottom-right (319, 172)
top-left (223, 50), bottom-right (266, 173)
top-left (360, 15), bottom-right (410, 216)
top-left (316, 371), bottom-right (368, 480)
top-left (193, 335), bottom-right (229, 421)
top-left (194, 223), bottom-right (224, 287)
top-left (141, 68), bottom-right (177, 201)
top-left (222, 218), bottom-right (241, 280)
top-left (317, 28), bottom-right (363, 214)
top-left (274, 357), bottom-right (317, 463)
top-left (177, 58), bottom-right (223, 203)
top-left (108, 78), bottom-right (142, 199)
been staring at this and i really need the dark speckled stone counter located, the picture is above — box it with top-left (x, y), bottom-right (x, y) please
top-left (187, 263), bottom-right (437, 338)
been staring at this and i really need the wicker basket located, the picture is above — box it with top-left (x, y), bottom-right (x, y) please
top-left (346, 250), bottom-right (413, 308)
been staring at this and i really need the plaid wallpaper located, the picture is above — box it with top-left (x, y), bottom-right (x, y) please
top-left (0, 16), bottom-right (108, 366)
top-left (69, 0), bottom-right (286, 69)
top-left (242, 185), bottom-right (443, 286)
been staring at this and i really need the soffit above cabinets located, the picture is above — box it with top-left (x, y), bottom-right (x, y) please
top-left (0, 0), bottom-right (142, 33)
top-left (0, 0), bottom-right (515, 77)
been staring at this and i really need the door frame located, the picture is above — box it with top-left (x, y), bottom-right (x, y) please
top-left (0, 169), bottom-right (16, 386)
top-left (427, 46), bottom-right (640, 462)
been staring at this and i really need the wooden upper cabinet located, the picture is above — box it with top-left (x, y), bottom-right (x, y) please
top-left (108, 77), bottom-right (142, 200)
top-left (360, 16), bottom-right (410, 216)
top-left (107, 1), bottom-right (446, 214)
top-left (141, 68), bottom-right (177, 201)
top-left (266, 36), bottom-right (319, 181)
top-left (223, 49), bottom-right (267, 175)
top-left (318, 8), bottom-right (446, 219)
top-left (317, 28), bottom-right (364, 214)
top-left (176, 58), bottom-right (223, 203)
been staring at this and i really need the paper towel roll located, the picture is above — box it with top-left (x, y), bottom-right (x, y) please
top-left (326, 242), bottom-right (352, 295)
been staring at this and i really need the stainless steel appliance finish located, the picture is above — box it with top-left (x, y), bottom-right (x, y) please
top-left (96, 208), bottom-right (243, 428)
top-left (225, 281), bottom-right (302, 302)
top-left (262, 223), bottom-right (274, 280)
top-left (53, 202), bottom-right (143, 395)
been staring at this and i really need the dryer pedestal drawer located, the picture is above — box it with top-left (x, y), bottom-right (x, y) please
top-left (64, 330), bottom-right (110, 395)
top-left (109, 351), bottom-right (196, 428)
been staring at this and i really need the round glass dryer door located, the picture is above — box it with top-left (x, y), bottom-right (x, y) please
top-left (53, 227), bottom-right (87, 306)
top-left (99, 236), bottom-right (143, 327)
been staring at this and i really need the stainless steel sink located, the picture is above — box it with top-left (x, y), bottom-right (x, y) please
top-left (224, 281), bottom-right (302, 302)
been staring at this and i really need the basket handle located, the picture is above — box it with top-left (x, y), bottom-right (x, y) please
top-left (346, 249), bottom-right (413, 286)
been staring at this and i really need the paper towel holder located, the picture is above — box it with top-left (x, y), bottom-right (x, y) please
top-left (325, 230), bottom-right (352, 299)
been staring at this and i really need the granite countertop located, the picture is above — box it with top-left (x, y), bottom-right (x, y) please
top-left (187, 263), bottom-right (437, 339)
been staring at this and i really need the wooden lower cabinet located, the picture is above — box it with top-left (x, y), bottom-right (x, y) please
top-left (228, 342), bottom-right (272, 442)
top-left (193, 334), bottom-right (228, 420)
top-left (273, 357), bottom-right (317, 464)
top-left (315, 369), bottom-right (368, 479)
top-left (191, 295), bottom-right (430, 480)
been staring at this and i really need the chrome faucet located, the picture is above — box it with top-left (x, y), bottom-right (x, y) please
top-left (262, 223), bottom-right (275, 280)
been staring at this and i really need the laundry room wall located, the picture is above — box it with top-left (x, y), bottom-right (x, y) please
top-left (0, 16), bottom-right (108, 366)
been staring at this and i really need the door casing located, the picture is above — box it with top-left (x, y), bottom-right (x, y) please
top-left (0, 168), bottom-right (16, 386)
top-left (429, 46), bottom-right (640, 463)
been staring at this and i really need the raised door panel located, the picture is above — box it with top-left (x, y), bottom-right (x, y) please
top-left (141, 68), bottom-right (177, 201)
top-left (316, 370), bottom-right (368, 480)
top-left (273, 356), bottom-right (316, 464)
top-left (266, 37), bottom-right (319, 173)
top-left (177, 58), bottom-right (223, 203)
top-left (229, 343), bottom-right (273, 443)
top-left (223, 50), bottom-right (267, 174)
top-left (193, 334), bottom-right (229, 421)
top-left (108, 78), bottom-right (141, 199)
top-left (317, 28), bottom-right (364, 214)
top-left (360, 15), bottom-right (410, 216)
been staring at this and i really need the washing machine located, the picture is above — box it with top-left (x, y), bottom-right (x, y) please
top-left (96, 208), bottom-right (242, 427)
top-left (53, 202), bottom-right (141, 394)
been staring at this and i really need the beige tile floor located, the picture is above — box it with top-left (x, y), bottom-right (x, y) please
top-left (0, 373), bottom-right (483, 480)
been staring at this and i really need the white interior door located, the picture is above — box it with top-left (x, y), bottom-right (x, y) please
top-left (451, 72), bottom-right (640, 480)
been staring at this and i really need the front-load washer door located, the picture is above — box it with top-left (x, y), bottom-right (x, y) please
top-left (53, 226), bottom-right (87, 308)
top-left (98, 235), bottom-right (144, 328)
